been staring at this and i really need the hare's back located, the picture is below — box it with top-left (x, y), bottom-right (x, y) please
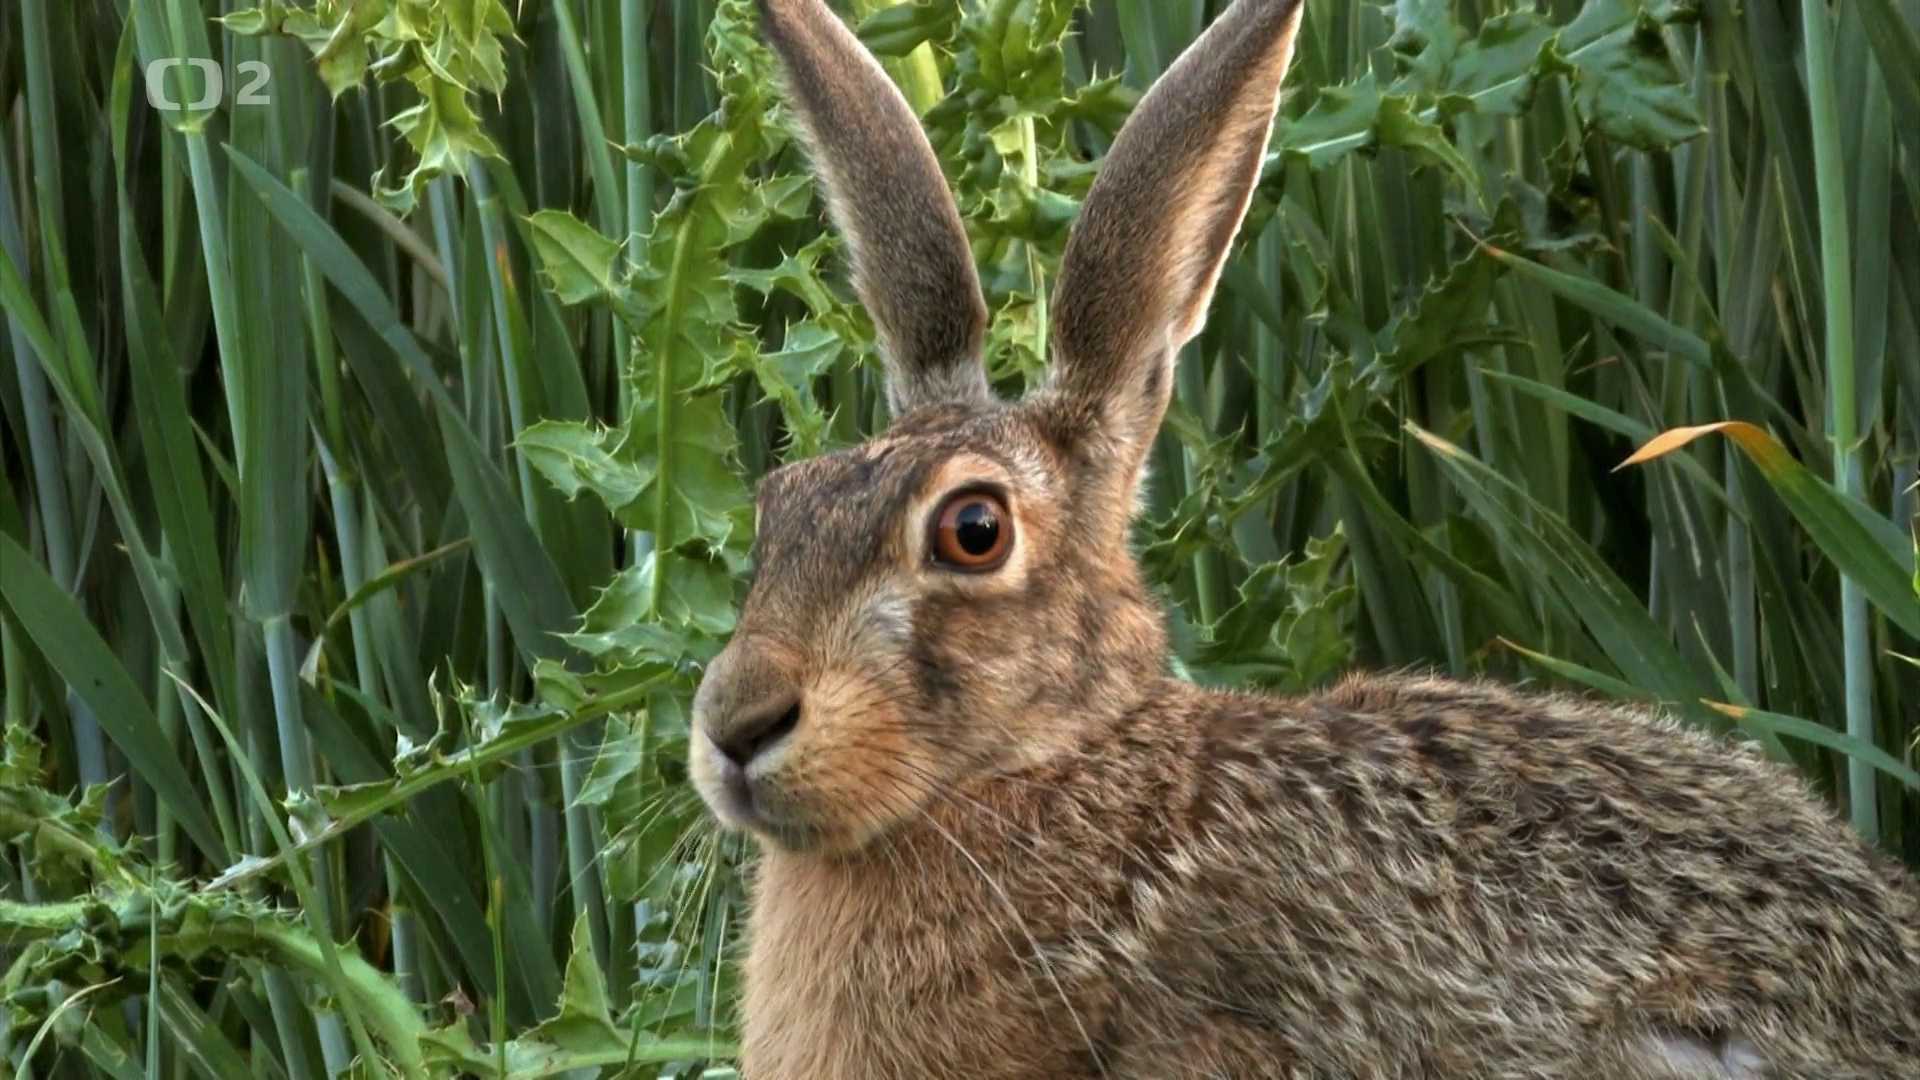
top-left (1109, 674), bottom-right (1920, 1077)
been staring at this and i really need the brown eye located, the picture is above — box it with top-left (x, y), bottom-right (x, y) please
top-left (931, 491), bottom-right (1012, 571)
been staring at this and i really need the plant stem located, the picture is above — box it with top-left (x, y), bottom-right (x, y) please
top-left (625, 0), bottom-right (657, 257)
top-left (625, 0), bottom-right (657, 580)
top-left (1800, 0), bottom-right (1876, 843)
top-left (217, 673), bottom-right (668, 889)
top-left (262, 615), bottom-right (356, 1072)
top-left (557, 0), bottom-right (637, 425)
top-left (472, 159), bottom-right (613, 976)
top-left (16, 0), bottom-right (110, 794)
top-left (1019, 113), bottom-right (1049, 365)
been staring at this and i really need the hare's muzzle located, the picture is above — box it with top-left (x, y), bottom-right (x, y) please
top-left (690, 640), bottom-right (803, 830)
top-left (709, 695), bottom-right (801, 769)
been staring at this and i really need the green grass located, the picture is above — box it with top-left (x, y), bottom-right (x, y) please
top-left (0, 0), bottom-right (1914, 1074)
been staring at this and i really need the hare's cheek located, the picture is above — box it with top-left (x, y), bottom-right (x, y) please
top-left (778, 672), bottom-right (941, 848)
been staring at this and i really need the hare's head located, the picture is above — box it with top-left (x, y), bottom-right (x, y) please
top-left (691, 0), bottom-right (1305, 854)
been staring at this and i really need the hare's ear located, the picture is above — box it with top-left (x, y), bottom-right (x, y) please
top-left (759, 0), bottom-right (989, 415)
top-left (1046, 0), bottom-right (1303, 472)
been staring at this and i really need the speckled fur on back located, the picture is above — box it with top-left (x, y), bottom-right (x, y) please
top-left (689, 1), bottom-right (1920, 1077)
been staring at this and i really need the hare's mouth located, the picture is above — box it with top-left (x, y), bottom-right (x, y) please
top-left (692, 731), bottom-right (818, 847)
top-left (703, 759), bottom-right (759, 824)
top-left (696, 738), bottom-right (773, 828)
top-left (703, 778), bottom-right (822, 852)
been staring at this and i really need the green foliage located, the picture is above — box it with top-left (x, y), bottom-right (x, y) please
top-left (222, 0), bottom-right (518, 211)
top-left (0, 0), bottom-right (1915, 1076)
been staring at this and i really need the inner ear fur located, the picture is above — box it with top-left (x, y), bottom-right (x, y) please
top-left (1044, 0), bottom-right (1305, 465)
top-left (757, 0), bottom-right (991, 417)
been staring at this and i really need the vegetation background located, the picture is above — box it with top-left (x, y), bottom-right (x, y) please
top-left (0, 0), bottom-right (1914, 1075)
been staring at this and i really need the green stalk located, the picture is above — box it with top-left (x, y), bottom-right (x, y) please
top-left (672, 0), bottom-right (712, 129)
top-left (148, 634), bottom-right (182, 869)
top-left (1176, 351), bottom-right (1226, 625)
top-left (1725, 459), bottom-right (1760, 702)
top-left (145, 865), bottom-right (161, 1080)
top-left (470, 162), bottom-right (612, 974)
top-left (131, 5), bottom-right (276, 964)
top-left (16, 0), bottom-right (110, 792)
top-left (555, 0), bottom-right (636, 423)
top-left (1801, 0), bottom-right (1877, 842)
top-left (2, 618), bottom-right (22, 732)
top-left (469, 165), bottom-right (546, 533)
top-left (309, 226), bottom-right (428, 1005)
top-left (1699, 21), bottom-right (1762, 705)
top-left (1113, 0), bottom-right (1166, 88)
top-left (625, 0), bottom-right (657, 387)
top-left (262, 616), bottom-right (351, 1075)
top-left (622, 0), bottom-right (660, 655)
top-left (551, 0), bottom-right (626, 242)
top-left (474, 776), bottom-right (510, 1080)
top-left (619, 0), bottom-right (659, 1003)
top-left (624, 0), bottom-right (657, 236)
top-left (319, 449), bottom-right (428, 1001)
top-left (1018, 114), bottom-right (1049, 365)
top-left (647, 222), bottom-right (696, 618)
top-left (145, 1), bottom-right (247, 450)
top-left (1250, 221), bottom-right (1285, 447)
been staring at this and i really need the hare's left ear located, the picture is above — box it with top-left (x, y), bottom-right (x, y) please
top-left (1045, 0), bottom-right (1304, 487)
top-left (759, 0), bottom-right (990, 416)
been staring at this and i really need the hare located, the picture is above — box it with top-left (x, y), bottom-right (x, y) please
top-left (689, 0), bottom-right (1920, 1076)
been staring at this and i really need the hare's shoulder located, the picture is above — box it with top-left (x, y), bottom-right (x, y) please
top-left (1162, 671), bottom-right (1914, 913)
top-left (1194, 670), bottom-right (1771, 793)
top-left (1165, 670), bottom-right (1919, 937)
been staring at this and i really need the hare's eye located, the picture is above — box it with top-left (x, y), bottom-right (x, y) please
top-left (930, 490), bottom-right (1012, 572)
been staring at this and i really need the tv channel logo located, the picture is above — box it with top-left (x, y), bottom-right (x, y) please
top-left (145, 59), bottom-right (273, 111)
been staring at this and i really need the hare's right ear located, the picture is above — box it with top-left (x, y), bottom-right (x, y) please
top-left (1045, 0), bottom-right (1303, 507)
top-left (758, 0), bottom-right (990, 416)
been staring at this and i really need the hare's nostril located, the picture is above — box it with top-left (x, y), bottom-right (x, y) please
top-left (713, 697), bottom-right (802, 768)
top-left (758, 700), bottom-right (802, 750)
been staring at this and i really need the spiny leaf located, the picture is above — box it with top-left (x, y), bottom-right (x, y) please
top-left (1556, 0), bottom-right (1705, 150)
top-left (524, 210), bottom-right (625, 306)
top-left (1189, 527), bottom-right (1357, 691)
top-left (228, 0), bottom-right (518, 204)
top-left (210, 671), bottom-right (668, 891)
top-left (1276, 0), bottom-right (1701, 181)
top-left (517, 421), bottom-right (650, 514)
top-left (858, 0), bottom-right (961, 58)
top-left (1279, 71), bottom-right (1476, 185)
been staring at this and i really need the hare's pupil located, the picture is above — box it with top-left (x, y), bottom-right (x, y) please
top-left (955, 501), bottom-right (1000, 556)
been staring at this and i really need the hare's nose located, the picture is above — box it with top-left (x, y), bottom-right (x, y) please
top-left (708, 695), bottom-right (802, 768)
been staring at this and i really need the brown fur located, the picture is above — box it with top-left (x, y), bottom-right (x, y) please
top-left (757, 0), bottom-right (989, 414)
top-left (739, 675), bottom-right (1920, 1078)
top-left (691, 1), bottom-right (1920, 1076)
